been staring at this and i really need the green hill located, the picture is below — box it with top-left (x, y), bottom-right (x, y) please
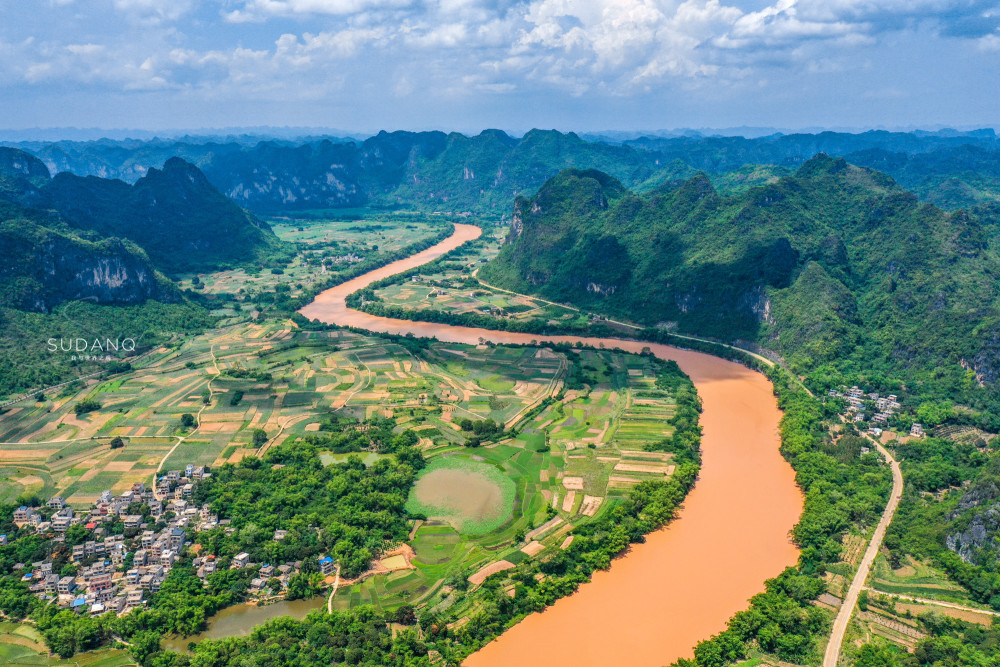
top-left (42, 157), bottom-right (287, 273)
top-left (482, 156), bottom-right (1000, 411)
top-left (0, 150), bottom-right (218, 398)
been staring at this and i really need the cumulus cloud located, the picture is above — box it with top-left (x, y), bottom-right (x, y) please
top-left (3, 0), bottom-right (999, 121)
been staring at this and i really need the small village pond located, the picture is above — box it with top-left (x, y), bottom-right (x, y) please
top-left (161, 596), bottom-right (327, 652)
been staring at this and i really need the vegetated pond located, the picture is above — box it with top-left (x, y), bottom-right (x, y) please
top-left (318, 451), bottom-right (387, 466)
top-left (301, 223), bottom-right (805, 667)
top-left (161, 596), bottom-right (327, 653)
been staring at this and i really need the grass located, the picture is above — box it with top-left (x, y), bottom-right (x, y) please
top-left (404, 456), bottom-right (516, 535)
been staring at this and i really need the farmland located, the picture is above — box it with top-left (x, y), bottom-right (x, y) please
top-left (172, 216), bottom-right (447, 322)
top-left (0, 217), bottom-right (698, 661)
top-left (368, 225), bottom-right (600, 330)
top-left (0, 310), bottom-right (686, 630)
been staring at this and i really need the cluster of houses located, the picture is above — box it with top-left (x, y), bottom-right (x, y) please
top-left (5, 463), bottom-right (338, 618)
top-left (7, 465), bottom-right (216, 616)
top-left (828, 386), bottom-right (924, 438)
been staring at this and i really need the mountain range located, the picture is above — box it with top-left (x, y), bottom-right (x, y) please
top-left (480, 156), bottom-right (1000, 413)
top-left (7, 128), bottom-right (1000, 215)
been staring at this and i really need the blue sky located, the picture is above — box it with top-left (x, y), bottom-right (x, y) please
top-left (1, 0), bottom-right (999, 134)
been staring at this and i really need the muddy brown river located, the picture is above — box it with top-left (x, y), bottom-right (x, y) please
top-left (300, 223), bottom-right (803, 666)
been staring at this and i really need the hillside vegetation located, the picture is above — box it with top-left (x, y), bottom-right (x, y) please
top-left (481, 157), bottom-right (1000, 421)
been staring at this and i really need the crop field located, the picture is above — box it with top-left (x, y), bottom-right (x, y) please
top-left (405, 455), bottom-right (516, 534)
top-left (0, 622), bottom-right (131, 666)
top-left (0, 220), bottom-right (687, 636)
top-left (173, 217), bottom-right (446, 321)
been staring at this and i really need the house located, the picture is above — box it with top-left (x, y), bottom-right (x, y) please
top-left (126, 590), bottom-right (144, 606)
top-left (318, 556), bottom-right (335, 575)
top-left (13, 506), bottom-right (32, 523)
top-left (43, 574), bottom-right (60, 595)
top-left (259, 565), bottom-right (275, 578)
top-left (46, 496), bottom-right (66, 510)
top-left (273, 529), bottom-right (288, 541)
top-left (87, 571), bottom-right (113, 592)
top-left (233, 553), bottom-right (251, 569)
top-left (57, 576), bottom-right (77, 594)
top-left (52, 516), bottom-right (72, 533)
top-left (168, 528), bottom-right (185, 551)
top-left (910, 423), bottom-right (925, 437)
top-left (123, 515), bottom-right (143, 530)
top-left (250, 578), bottom-right (266, 592)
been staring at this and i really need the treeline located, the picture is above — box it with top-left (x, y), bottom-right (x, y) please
top-left (646, 359), bottom-right (703, 464)
top-left (353, 299), bottom-right (618, 338)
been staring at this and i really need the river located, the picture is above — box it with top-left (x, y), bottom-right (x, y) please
top-left (298, 222), bottom-right (804, 666)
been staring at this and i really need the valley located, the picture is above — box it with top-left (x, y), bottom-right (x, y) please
top-left (3, 131), bottom-right (1000, 667)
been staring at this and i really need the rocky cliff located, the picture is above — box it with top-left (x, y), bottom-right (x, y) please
top-left (0, 219), bottom-right (173, 312)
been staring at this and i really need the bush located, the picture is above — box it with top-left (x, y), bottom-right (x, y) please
top-left (73, 398), bottom-right (101, 416)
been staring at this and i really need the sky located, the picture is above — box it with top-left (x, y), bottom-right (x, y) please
top-left (1, 0), bottom-right (999, 135)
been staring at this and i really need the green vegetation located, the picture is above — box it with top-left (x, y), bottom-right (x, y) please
top-left (404, 456), bottom-right (516, 534)
top-left (482, 160), bottom-right (1000, 431)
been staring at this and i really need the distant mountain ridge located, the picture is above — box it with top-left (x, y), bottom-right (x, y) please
top-left (8, 128), bottom-right (1000, 214)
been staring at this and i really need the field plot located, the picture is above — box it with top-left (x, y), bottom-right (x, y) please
top-left (329, 345), bottom-right (686, 623)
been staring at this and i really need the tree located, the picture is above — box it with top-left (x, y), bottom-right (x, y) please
top-left (251, 428), bottom-right (268, 446)
top-left (180, 413), bottom-right (196, 429)
top-left (109, 436), bottom-right (125, 449)
top-left (394, 604), bottom-right (417, 625)
top-left (74, 399), bottom-right (101, 416)
top-left (129, 630), bottom-right (162, 667)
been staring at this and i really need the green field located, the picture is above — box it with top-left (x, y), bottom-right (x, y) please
top-left (405, 456), bottom-right (516, 534)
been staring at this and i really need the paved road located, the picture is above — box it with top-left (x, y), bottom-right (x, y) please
top-left (823, 439), bottom-right (904, 667)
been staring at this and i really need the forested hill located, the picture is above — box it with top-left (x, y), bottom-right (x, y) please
top-left (480, 156), bottom-right (1000, 415)
top-left (7, 128), bottom-right (1000, 214)
top-left (0, 150), bottom-right (175, 311)
top-left (40, 156), bottom-right (285, 273)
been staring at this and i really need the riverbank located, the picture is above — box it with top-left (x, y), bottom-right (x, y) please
top-left (300, 222), bottom-right (804, 666)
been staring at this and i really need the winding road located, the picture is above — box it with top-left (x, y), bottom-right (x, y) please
top-left (823, 438), bottom-right (904, 667)
top-left (300, 222), bottom-right (804, 667)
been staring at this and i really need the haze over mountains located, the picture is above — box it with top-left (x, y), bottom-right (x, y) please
top-left (7, 128), bottom-right (1000, 215)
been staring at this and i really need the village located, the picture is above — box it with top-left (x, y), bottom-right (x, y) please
top-left (828, 385), bottom-right (925, 440)
top-left (3, 463), bottom-right (331, 619)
